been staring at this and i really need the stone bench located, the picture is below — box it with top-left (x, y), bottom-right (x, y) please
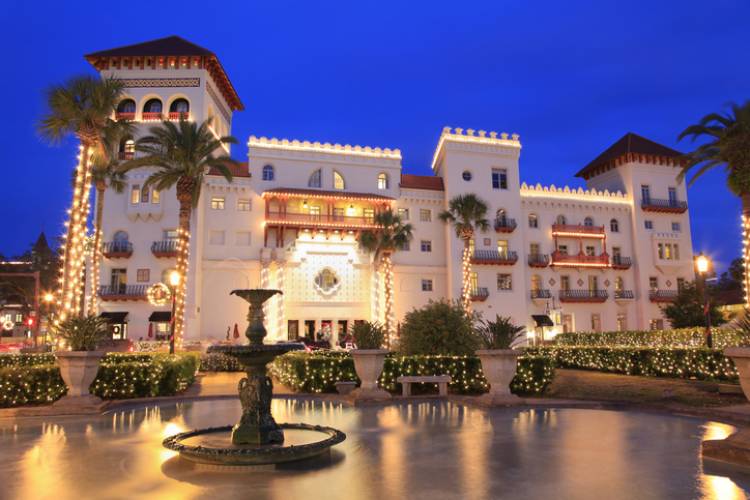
top-left (396, 375), bottom-right (451, 397)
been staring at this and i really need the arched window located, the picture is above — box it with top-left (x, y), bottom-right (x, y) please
top-left (119, 137), bottom-right (135, 159)
top-left (112, 230), bottom-right (129, 252)
top-left (556, 214), bottom-right (567, 225)
top-left (610, 218), bottom-right (619, 232)
top-left (143, 98), bottom-right (163, 119)
top-left (113, 231), bottom-right (129, 242)
top-left (496, 209), bottom-right (507, 222)
top-left (333, 171), bottom-right (345, 190)
top-left (584, 216), bottom-right (594, 227)
top-left (141, 185), bottom-right (150, 203)
top-left (308, 169), bottom-right (322, 188)
top-left (116, 99), bottom-right (136, 117)
top-left (377, 173), bottom-right (389, 190)
top-left (528, 213), bottom-right (538, 228)
top-left (615, 276), bottom-right (624, 292)
top-left (262, 164), bottom-right (274, 181)
top-left (169, 98), bottom-right (189, 113)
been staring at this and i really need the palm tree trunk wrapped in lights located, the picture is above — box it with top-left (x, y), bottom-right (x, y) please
top-left (678, 101), bottom-right (750, 308)
top-left (461, 244), bottom-right (472, 310)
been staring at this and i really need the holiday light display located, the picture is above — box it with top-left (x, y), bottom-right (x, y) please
top-left (554, 328), bottom-right (741, 349)
top-left (171, 227), bottom-right (190, 349)
top-left (146, 283), bottom-right (172, 306)
top-left (743, 214), bottom-right (750, 308)
top-left (382, 253), bottom-right (396, 345)
top-left (461, 246), bottom-right (472, 310)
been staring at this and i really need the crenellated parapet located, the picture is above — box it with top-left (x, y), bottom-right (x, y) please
top-left (248, 135), bottom-right (401, 160)
top-left (431, 126), bottom-right (521, 171)
top-left (520, 182), bottom-right (630, 204)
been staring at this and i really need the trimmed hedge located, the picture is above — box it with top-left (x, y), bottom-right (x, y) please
top-left (269, 352), bottom-right (555, 396)
top-left (0, 353), bottom-right (57, 368)
top-left (554, 328), bottom-right (742, 349)
top-left (527, 346), bottom-right (738, 382)
top-left (0, 353), bottom-right (200, 408)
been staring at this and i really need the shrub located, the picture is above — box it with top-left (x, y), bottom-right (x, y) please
top-left (0, 365), bottom-right (67, 407)
top-left (52, 315), bottom-right (109, 351)
top-left (554, 328), bottom-right (743, 349)
top-left (269, 352), bottom-right (555, 396)
top-left (399, 299), bottom-right (480, 356)
top-left (476, 315), bottom-right (524, 349)
top-left (527, 346), bottom-right (738, 382)
top-left (352, 321), bottom-right (385, 349)
top-left (0, 353), bottom-right (56, 368)
top-left (200, 352), bottom-right (243, 372)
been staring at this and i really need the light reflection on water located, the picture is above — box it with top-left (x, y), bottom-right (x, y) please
top-left (0, 400), bottom-right (748, 500)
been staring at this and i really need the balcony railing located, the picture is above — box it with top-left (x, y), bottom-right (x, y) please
top-left (550, 251), bottom-right (610, 268)
top-left (551, 224), bottom-right (605, 238)
top-left (102, 241), bottom-right (133, 258)
top-left (266, 211), bottom-right (379, 229)
top-left (470, 287), bottom-right (489, 301)
top-left (528, 253), bottom-right (550, 268)
top-left (614, 290), bottom-right (635, 300)
top-left (115, 112), bottom-right (135, 121)
top-left (168, 111), bottom-right (189, 121)
top-left (494, 217), bottom-right (517, 233)
top-left (530, 289), bottom-right (552, 300)
top-left (151, 240), bottom-right (178, 258)
top-left (641, 198), bottom-right (688, 213)
top-left (611, 255), bottom-right (632, 269)
top-left (559, 289), bottom-right (608, 303)
top-left (98, 284), bottom-right (147, 301)
top-left (471, 250), bottom-right (518, 265)
top-left (142, 112), bottom-right (163, 121)
top-left (649, 289), bottom-right (679, 303)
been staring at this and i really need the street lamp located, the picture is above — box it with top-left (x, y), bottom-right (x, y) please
top-left (42, 292), bottom-right (54, 345)
top-left (168, 271), bottom-right (181, 355)
top-left (696, 253), bottom-right (712, 348)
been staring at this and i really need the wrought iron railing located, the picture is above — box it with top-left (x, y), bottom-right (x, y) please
top-left (559, 289), bottom-right (608, 301)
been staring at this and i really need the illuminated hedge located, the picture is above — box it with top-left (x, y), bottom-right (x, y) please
top-left (0, 365), bottom-right (66, 407)
top-left (554, 328), bottom-right (742, 348)
top-left (269, 352), bottom-right (555, 396)
top-left (526, 346), bottom-right (738, 382)
top-left (0, 353), bottom-right (57, 368)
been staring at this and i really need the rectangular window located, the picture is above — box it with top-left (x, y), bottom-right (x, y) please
top-left (237, 199), bottom-right (251, 211)
top-left (530, 243), bottom-right (540, 255)
top-left (469, 239), bottom-right (476, 254)
top-left (420, 209), bottom-right (432, 222)
top-left (130, 185), bottom-right (141, 204)
top-left (641, 185), bottom-right (651, 202)
top-left (612, 246), bottom-right (621, 258)
top-left (668, 187), bottom-right (678, 204)
top-left (649, 276), bottom-right (658, 290)
top-left (401, 240), bottom-right (410, 251)
top-left (558, 245), bottom-right (568, 255)
top-left (562, 314), bottom-right (573, 333)
top-left (470, 272), bottom-right (478, 291)
top-left (235, 231), bottom-right (252, 246)
top-left (588, 275), bottom-right (598, 292)
top-left (152, 189), bottom-right (160, 204)
top-left (561, 275), bottom-right (570, 291)
top-left (497, 240), bottom-right (508, 256)
top-left (528, 215), bottom-right (538, 228)
top-left (209, 230), bottom-right (225, 245)
top-left (163, 229), bottom-right (178, 240)
top-left (497, 273), bottom-right (512, 291)
top-left (617, 313), bottom-right (627, 332)
top-left (211, 197), bottom-right (225, 210)
top-left (677, 277), bottom-right (686, 290)
top-left (136, 269), bottom-right (150, 283)
top-left (492, 168), bottom-right (508, 190)
top-left (110, 268), bottom-right (127, 290)
top-left (309, 206), bottom-right (321, 217)
top-left (591, 314), bottom-right (601, 332)
top-left (585, 245), bottom-right (595, 257)
top-left (672, 221), bottom-right (681, 232)
top-left (421, 279), bottom-right (433, 292)
top-left (397, 208), bottom-right (410, 220)
top-left (141, 186), bottom-right (149, 204)
top-left (363, 208), bottom-right (374, 220)
top-left (645, 220), bottom-right (653, 230)
top-left (420, 240), bottom-right (432, 252)
top-left (673, 244), bottom-right (680, 260)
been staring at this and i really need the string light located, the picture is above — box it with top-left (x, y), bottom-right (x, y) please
top-left (462, 246), bottom-right (472, 311)
top-left (382, 253), bottom-right (396, 346)
top-left (742, 214), bottom-right (750, 307)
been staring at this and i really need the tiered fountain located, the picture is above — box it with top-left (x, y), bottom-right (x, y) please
top-left (163, 289), bottom-right (346, 466)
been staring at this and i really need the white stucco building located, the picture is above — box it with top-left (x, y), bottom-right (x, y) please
top-left (85, 36), bottom-right (696, 344)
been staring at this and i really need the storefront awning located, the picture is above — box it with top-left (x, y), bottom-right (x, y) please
top-left (100, 311), bottom-right (128, 323)
top-left (149, 311), bottom-right (172, 322)
top-left (531, 315), bottom-right (554, 327)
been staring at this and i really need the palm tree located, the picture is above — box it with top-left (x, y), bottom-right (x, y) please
top-left (38, 76), bottom-right (124, 320)
top-left (87, 121), bottom-right (132, 315)
top-left (678, 102), bottom-right (750, 307)
top-left (122, 118), bottom-right (239, 351)
top-left (439, 194), bottom-right (490, 310)
top-left (358, 210), bottom-right (413, 345)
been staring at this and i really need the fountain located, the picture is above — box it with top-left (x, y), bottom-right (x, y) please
top-left (163, 289), bottom-right (346, 466)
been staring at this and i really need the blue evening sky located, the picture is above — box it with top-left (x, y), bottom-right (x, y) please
top-left (0, 0), bottom-right (746, 270)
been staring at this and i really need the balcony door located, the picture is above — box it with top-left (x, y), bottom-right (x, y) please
top-left (668, 187), bottom-right (678, 206)
top-left (497, 240), bottom-right (508, 257)
top-left (588, 276), bottom-right (598, 292)
top-left (110, 269), bottom-right (127, 293)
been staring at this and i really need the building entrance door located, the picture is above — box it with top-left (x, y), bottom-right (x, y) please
top-left (304, 320), bottom-right (315, 339)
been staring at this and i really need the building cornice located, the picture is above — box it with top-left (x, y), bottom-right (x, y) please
top-left (520, 182), bottom-right (630, 204)
top-left (431, 127), bottom-right (522, 171)
top-left (248, 135), bottom-right (401, 162)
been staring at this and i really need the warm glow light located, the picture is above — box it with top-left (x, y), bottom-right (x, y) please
top-left (696, 253), bottom-right (709, 274)
top-left (169, 270), bottom-right (181, 287)
top-left (43, 292), bottom-right (54, 303)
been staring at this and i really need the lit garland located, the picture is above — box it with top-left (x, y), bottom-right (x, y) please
top-left (88, 227), bottom-right (100, 315)
top-left (146, 283), bottom-right (172, 306)
top-left (276, 264), bottom-right (285, 339)
top-left (743, 214), bottom-right (750, 308)
top-left (172, 227), bottom-right (190, 349)
top-left (382, 253), bottom-right (396, 347)
top-left (554, 328), bottom-right (742, 349)
top-left (461, 246), bottom-right (472, 311)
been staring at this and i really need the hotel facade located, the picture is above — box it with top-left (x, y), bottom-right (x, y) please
top-left (85, 37), bottom-right (696, 344)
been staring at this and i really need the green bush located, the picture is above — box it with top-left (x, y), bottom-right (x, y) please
top-left (554, 328), bottom-right (742, 348)
top-left (200, 352), bottom-right (243, 372)
top-left (269, 352), bottom-right (555, 396)
top-left (0, 353), bottom-right (57, 368)
top-left (399, 299), bottom-right (480, 356)
top-left (0, 365), bottom-right (66, 407)
top-left (527, 346), bottom-right (738, 382)
top-left (352, 321), bottom-right (385, 349)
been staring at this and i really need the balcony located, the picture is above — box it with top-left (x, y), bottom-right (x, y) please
top-left (118, 151), bottom-right (134, 161)
top-left (528, 253), bottom-right (550, 268)
top-left (152, 240), bottom-right (178, 258)
top-left (550, 251), bottom-right (610, 268)
top-left (142, 112), bottom-right (163, 121)
top-left (611, 255), bottom-right (633, 270)
top-left (115, 112), bottom-right (135, 121)
top-left (470, 287), bottom-right (489, 302)
top-left (551, 224), bottom-right (606, 238)
top-left (649, 289), bottom-right (679, 303)
top-left (559, 289), bottom-right (608, 303)
top-left (494, 217), bottom-right (517, 233)
top-left (102, 241), bottom-right (133, 259)
top-left (530, 289), bottom-right (552, 300)
top-left (266, 211), bottom-right (379, 231)
top-left (471, 250), bottom-right (518, 266)
top-left (614, 290), bottom-right (635, 301)
top-left (98, 284), bottom-right (147, 301)
top-left (168, 111), bottom-right (189, 121)
top-left (641, 198), bottom-right (688, 214)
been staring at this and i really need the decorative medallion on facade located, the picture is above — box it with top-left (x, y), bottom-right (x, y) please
top-left (604, 279), bottom-right (610, 287)
top-left (577, 278), bottom-right (584, 287)
top-left (313, 268), bottom-right (340, 296)
top-left (548, 278), bottom-right (556, 286)
top-left (120, 78), bottom-right (200, 88)
top-left (666, 280), bottom-right (672, 287)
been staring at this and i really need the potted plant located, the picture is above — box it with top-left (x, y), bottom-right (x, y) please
top-left (724, 311), bottom-right (750, 401)
top-left (53, 315), bottom-right (109, 405)
top-left (350, 321), bottom-right (390, 401)
top-left (475, 315), bottom-right (525, 404)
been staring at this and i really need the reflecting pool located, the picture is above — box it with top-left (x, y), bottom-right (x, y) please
top-left (1, 399), bottom-right (748, 499)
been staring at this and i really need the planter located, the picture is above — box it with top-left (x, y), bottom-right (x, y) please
top-left (725, 347), bottom-right (750, 402)
top-left (476, 349), bottom-right (522, 405)
top-left (55, 351), bottom-right (105, 405)
top-left (350, 349), bottom-right (390, 401)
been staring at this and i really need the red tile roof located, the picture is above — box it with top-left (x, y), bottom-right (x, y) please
top-left (85, 36), bottom-right (243, 111)
top-left (400, 174), bottom-right (444, 191)
top-left (576, 132), bottom-right (683, 180)
top-left (208, 161), bottom-right (249, 178)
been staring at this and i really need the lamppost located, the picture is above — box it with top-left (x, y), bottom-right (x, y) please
top-left (42, 292), bottom-right (54, 345)
top-left (696, 253), bottom-right (712, 348)
top-left (168, 270), bottom-right (181, 355)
